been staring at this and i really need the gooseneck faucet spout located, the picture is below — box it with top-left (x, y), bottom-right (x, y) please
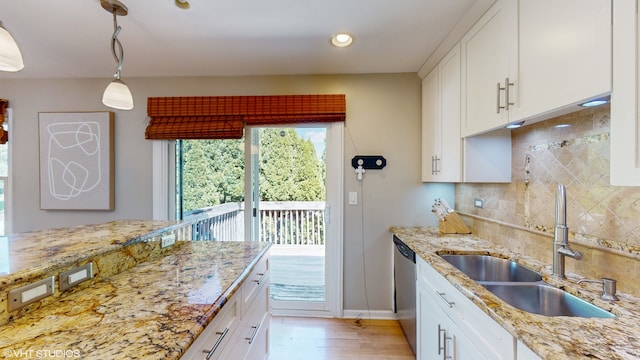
top-left (552, 184), bottom-right (582, 279)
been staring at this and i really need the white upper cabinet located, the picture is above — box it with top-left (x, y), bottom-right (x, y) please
top-left (517, 0), bottom-right (612, 122)
top-left (422, 44), bottom-right (462, 182)
top-left (460, 0), bottom-right (518, 137)
top-left (459, 0), bottom-right (612, 137)
top-left (611, 0), bottom-right (640, 186)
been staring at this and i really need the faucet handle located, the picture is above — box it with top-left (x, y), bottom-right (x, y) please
top-left (578, 277), bottom-right (619, 301)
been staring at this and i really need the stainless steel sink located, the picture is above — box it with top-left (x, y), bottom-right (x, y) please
top-left (483, 283), bottom-right (615, 318)
top-left (440, 254), bottom-right (542, 282)
top-left (439, 254), bottom-right (615, 318)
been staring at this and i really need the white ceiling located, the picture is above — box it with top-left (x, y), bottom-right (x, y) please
top-left (0, 0), bottom-right (478, 80)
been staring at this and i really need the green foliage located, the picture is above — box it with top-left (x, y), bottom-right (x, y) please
top-left (259, 129), bottom-right (325, 202)
top-left (181, 139), bottom-right (244, 212)
top-left (180, 128), bottom-right (325, 212)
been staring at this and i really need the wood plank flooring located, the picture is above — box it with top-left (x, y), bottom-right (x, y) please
top-left (269, 316), bottom-right (415, 360)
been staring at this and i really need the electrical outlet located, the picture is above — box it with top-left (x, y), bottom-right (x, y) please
top-left (161, 234), bottom-right (176, 248)
top-left (474, 198), bottom-right (485, 208)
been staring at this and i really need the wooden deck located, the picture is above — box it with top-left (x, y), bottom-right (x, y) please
top-left (270, 245), bottom-right (325, 302)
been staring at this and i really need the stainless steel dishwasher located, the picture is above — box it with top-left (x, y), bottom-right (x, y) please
top-left (393, 235), bottom-right (416, 354)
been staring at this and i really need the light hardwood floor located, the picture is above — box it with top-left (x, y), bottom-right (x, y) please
top-left (269, 316), bottom-right (415, 360)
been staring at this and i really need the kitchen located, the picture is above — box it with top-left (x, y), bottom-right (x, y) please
top-left (1, 0), bottom-right (640, 358)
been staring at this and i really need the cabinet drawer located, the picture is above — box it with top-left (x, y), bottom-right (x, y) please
top-left (417, 256), bottom-right (515, 359)
top-left (220, 277), bottom-right (270, 360)
top-left (181, 297), bottom-right (239, 360)
top-left (241, 251), bottom-right (269, 315)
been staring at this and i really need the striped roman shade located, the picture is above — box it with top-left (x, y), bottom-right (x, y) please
top-left (145, 94), bottom-right (346, 140)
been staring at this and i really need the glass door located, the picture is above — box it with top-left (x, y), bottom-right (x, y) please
top-left (252, 125), bottom-right (342, 316)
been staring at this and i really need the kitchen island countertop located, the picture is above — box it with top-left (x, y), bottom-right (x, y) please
top-left (0, 240), bottom-right (270, 359)
top-left (390, 226), bottom-right (640, 360)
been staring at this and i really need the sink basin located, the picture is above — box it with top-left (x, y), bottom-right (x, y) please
top-left (439, 254), bottom-right (614, 318)
top-left (440, 254), bottom-right (542, 282)
top-left (483, 283), bottom-right (615, 318)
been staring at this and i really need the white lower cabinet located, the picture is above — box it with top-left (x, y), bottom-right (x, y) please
top-left (182, 250), bottom-right (270, 360)
top-left (418, 281), bottom-right (484, 359)
top-left (416, 255), bottom-right (515, 359)
top-left (517, 340), bottom-right (542, 360)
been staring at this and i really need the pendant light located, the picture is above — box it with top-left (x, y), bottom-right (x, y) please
top-left (101, 0), bottom-right (134, 110)
top-left (0, 21), bottom-right (24, 72)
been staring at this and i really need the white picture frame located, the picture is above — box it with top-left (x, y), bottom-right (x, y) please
top-left (38, 111), bottom-right (115, 210)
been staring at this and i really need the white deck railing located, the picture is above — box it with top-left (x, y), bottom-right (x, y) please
top-left (184, 201), bottom-right (325, 245)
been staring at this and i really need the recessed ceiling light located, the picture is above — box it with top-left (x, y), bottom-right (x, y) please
top-left (331, 33), bottom-right (353, 48)
top-left (554, 124), bottom-right (571, 128)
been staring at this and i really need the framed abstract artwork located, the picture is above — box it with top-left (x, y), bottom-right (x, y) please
top-left (38, 111), bottom-right (115, 210)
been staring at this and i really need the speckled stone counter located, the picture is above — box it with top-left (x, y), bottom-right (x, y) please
top-left (390, 227), bottom-right (640, 360)
top-left (0, 240), bottom-right (270, 360)
top-left (0, 220), bottom-right (192, 326)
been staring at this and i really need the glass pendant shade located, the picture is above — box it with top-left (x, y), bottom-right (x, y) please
top-left (102, 79), bottom-right (134, 110)
top-left (0, 24), bottom-right (24, 72)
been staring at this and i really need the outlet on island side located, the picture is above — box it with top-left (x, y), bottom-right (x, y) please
top-left (161, 234), bottom-right (176, 248)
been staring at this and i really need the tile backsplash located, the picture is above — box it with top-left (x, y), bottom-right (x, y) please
top-left (455, 104), bottom-right (640, 295)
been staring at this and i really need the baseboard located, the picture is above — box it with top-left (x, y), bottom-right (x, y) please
top-left (342, 309), bottom-right (397, 320)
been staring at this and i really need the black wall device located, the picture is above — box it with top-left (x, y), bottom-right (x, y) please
top-left (351, 155), bottom-right (386, 170)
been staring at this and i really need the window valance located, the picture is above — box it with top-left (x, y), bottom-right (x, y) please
top-left (145, 94), bottom-right (346, 140)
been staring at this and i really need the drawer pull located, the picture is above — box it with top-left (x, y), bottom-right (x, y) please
top-left (436, 291), bottom-right (455, 308)
top-left (252, 273), bottom-right (265, 285)
top-left (245, 323), bottom-right (261, 344)
top-left (443, 332), bottom-right (453, 360)
top-left (204, 327), bottom-right (229, 359)
top-left (438, 324), bottom-right (445, 355)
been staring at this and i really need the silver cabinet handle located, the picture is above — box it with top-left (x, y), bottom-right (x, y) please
top-left (497, 77), bottom-right (515, 113)
top-left (443, 333), bottom-right (454, 360)
top-left (204, 327), bottom-right (229, 359)
top-left (504, 77), bottom-right (514, 110)
top-left (252, 272), bottom-right (265, 285)
top-left (496, 81), bottom-right (503, 113)
top-left (436, 291), bottom-right (454, 308)
top-left (245, 323), bottom-right (261, 344)
top-left (438, 324), bottom-right (445, 355)
top-left (432, 156), bottom-right (441, 175)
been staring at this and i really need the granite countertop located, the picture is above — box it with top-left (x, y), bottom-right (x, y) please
top-left (0, 220), bottom-right (192, 326)
top-left (390, 227), bottom-right (640, 360)
top-left (0, 240), bottom-right (271, 360)
top-left (0, 220), bottom-right (188, 279)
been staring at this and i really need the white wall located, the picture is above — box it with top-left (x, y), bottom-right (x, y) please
top-left (0, 73), bottom-right (452, 314)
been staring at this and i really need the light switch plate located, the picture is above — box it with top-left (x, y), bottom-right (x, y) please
top-left (8, 276), bottom-right (55, 312)
top-left (349, 192), bottom-right (357, 205)
top-left (474, 198), bottom-right (485, 208)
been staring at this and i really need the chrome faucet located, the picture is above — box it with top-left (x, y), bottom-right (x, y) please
top-left (552, 184), bottom-right (582, 279)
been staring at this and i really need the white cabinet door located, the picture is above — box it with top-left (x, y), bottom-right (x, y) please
top-left (422, 68), bottom-right (440, 181)
top-left (422, 44), bottom-right (462, 182)
top-left (461, 0), bottom-right (518, 137)
top-left (417, 282), bottom-right (485, 360)
top-left (611, 0), bottom-right (640, 186)
top-left (517, 340), bottom-right (542, 360)
top-left (416, 256), bottom-right (516, 359)
top-left (517, 0), bottom-right (611, 122)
